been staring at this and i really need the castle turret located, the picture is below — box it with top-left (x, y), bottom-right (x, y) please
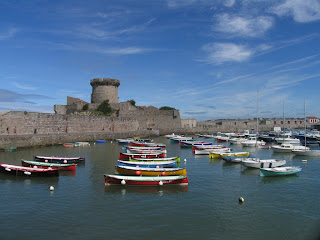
top-left (90, 78), bottom-right (120, 104)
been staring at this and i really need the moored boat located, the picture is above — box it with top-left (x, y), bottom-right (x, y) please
top-left (34, 155), bottom-right (85, 163)
top-left (209, 151), bottom-right (249, 159)
top-left (117, 160), bottom-right (177, 168)
top-left (119, 152), bottom-right (165, 160)
top-left (104, 174), bottom-right (188, 186)
top-left (0, 163), bottom-right (59, 177)
top-left (63, 143), bottom-right (79, 147)
top-left (115, 165), bottom-right (187, 176)
top-left (241, 159), bottom-right (286, 169)
top-left (22, 160), bottom-right (76, 171)
top-left (260, 166), bottom-right (302, 177)
top-left (130, 156), bottom-right (180, 163)
top-left (292, 149), bottom-right (320, 156)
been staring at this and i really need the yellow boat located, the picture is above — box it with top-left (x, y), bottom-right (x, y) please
top-left (115, 165), bottom-right (187, 176)
top-left (209, 151), bottom-right (250, 159)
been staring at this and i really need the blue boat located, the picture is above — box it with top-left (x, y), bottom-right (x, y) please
top-left (117, 160), bottom-right (177, 168)
top-left (96, 140), bottom-right (106, 143)
top-left (260, 166), bottom-right (302, 177)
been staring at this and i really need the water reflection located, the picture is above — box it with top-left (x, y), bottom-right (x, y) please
top-left (104, 185), bottom-right (188, 195)
top-left (241, 168), bottom-right (260, 176)
top-left (260, 175), bottom-right (300, 184)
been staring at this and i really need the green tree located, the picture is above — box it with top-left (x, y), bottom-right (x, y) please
top-left (127, 99), bottom-right (136, 106)
top-left (159, 106), bottom-right (176, 110)
top-left (82, 104), bottom-right (89, 111)
top-left (95, 100), bottom-right (114, 116)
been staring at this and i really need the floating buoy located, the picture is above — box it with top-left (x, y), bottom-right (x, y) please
top-left (161, 171), bottom-right (165, 176)
top-left (45, 160), bottom-right (48, 163)
top-left (136, 170), bottom-right (141, 175)
top-left (302, 159), bottom-right (308, 162)
top-left (111, 141), bottom-right (113, 144)
top-left (49, 186), bottom-right (54, 191)
top-left (156, 166), bottom-right (159, 168)
top-left (239, 197), bottom-right (244, 203)
top-left (63, 160), bottom-right (67, 163)
top-left (159, 181), bottom-right (163, 186)
top-left (121, 179), bottom-right (126, 185)
top-left (184, 159), bottom-right (187, 162)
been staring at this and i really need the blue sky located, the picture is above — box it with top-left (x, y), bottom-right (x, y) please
top-left (1, 0), bottom-right (320, 121)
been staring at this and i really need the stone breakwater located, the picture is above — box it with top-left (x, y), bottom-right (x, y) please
top-left (0, 130), bottom-right (158, 149)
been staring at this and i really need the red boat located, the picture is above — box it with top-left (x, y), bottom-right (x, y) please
top-left (129, 142), bottom-right (166, 148)
top-left (119, 152), bottom-right (165, 160)
top-left (0, 163), bottom-right (59, 177)
top-left (104, 174), bottom-right (188, 186)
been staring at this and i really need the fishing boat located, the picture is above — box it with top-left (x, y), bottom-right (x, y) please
top-left (126, 149), bottom-right (167, 154)
top-left (117, 160), bottom-right (177, 168)
top-left (194, 147), bottom-right (231, 155)
top-left (75, 142), bottom-right (90, 146)
top-left (119, 152), bottom-right (165, 160)
top-left (104, 174), bottom-right (188, 186)
top-left (0, 163), bottom-right (59, 177)
top-left (115, 165), bottom-right (187, 176)
top-left (116, 138), bottom-right (134, 144)
top-left (260, 166), bottom-right (302, 177)
top-left (241, 136), bottom-right (265, 147)
top-left (4, 147), bottom-right (17, 152)
top-left (272, 143), bottom-right (309, 153)
top-left (22, 160), bottom-right (76, 171)
top-left (34, 155), bottom-right (85, 163)
top-left (96, 140), bottom-right (106, 143)
top-left (241, 159), bottom-right (286, 169)
top-left (63, 142), bottom-right (79, 147)
top-left (209, 151), bottom-right (249, 159)
top-left (130, 156), bottom-right (181, 163)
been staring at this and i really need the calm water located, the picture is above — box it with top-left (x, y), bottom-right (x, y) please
top-left (0, 136), bottom-right (319, 240)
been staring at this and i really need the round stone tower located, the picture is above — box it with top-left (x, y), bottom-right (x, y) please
top-left (90, 78), bottom-right (120, 104)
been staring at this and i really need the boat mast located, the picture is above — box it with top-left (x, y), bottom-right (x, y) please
top-left (283, 101), bottom-right (285, 139)
top-left (304, 100), bottom-right (306, 148)
top-left (256, 90), bottom-right (259, 146)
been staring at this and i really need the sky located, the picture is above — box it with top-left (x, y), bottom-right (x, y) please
top-left (1, 0), bottom-right (320, 121)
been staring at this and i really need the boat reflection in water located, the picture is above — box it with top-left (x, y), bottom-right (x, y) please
top-left (104, 185), bottom-right (188, 195)
top-left (260, 175), bottom-right (300, 184)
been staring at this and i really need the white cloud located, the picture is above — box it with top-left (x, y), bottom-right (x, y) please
top-left (0, 28), bottom-right (18, 40)
top-left (214, 13), bottom-right (273, 37)
top-left (12, 82), bottom-right (37, 91)
top-left (102, 47), bottom-right (149, 55)
top-left (202, 42), bottom-right (254, 64)
top-left (223, 0), bottom-right (235, 7)
top-left (271, 0), bottom-right (320, 23)
top-left (167, 0), bottom-right (197, 8)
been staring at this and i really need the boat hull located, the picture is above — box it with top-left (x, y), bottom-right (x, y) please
top-left (119, 152), bottom-right (165, 160)
top-left (0, 164), bottom-right (59, 177)
top-left (104, 174), bottom-right (188, 186)
top-left (22, 160), bottom-right (76, 171)
top-left (242, 159), bottom-right (286, 169)
top-left (34, 155), bottom-right (85, 164)
top-left (130, 157), bottom-right (180, 163)
top-left (209, 152), bottom-right (249, 159)
top-left (260, 167), bottom-right (301, 177)
top-left (115, 166), bottom-right (186, 176)
top-left (117, 160), bottom-right (177, 168)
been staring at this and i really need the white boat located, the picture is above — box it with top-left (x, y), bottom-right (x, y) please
top-left (292, 149), bottom-right (320, 157)
top-left (241, 159), bottom-right (286, 169)
top-left (272, 143), bottom-right (309, 153)
top-left (193, 144), bottom-right (225, 149)
top-left (275, 135), bottom-right (300, 145)
top-left (229, 137), bottom-right (247, 144)
top-left (241, 136), bottom-right (265, 147)
top-left (260, 166), bottom-right (302, 177)
top-left (116, 138), bottom-right (134, 144)
top-left (194, 147), bottom-right (231, 155)
top-left (75, 141), bottom-right (90, 146)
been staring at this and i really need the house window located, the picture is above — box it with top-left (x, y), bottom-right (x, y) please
top-left (295, 121), bottom-right (297, 124)
top-left (281, 121), bottom-right (283, 124)
top-left (300, 121), bottom-right (302, 124)
top-left (274, 121), bottom-right (276, 125)
top-left (244, 122), bottom-right (248, 125)
top-left (234, 122), bottom-right (237, 125)
top-left (287, 121), bottom-right (290, 124)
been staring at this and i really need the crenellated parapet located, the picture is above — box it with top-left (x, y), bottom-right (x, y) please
top-left (90, 78), bottom-right (120, 104)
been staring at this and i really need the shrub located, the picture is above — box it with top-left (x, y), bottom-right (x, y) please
top-left (159, 106), bottom-right (176, 110)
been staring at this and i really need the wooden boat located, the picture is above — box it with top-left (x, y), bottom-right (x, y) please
top-left (34, 155), bottom-right (85, 163)
top-left (209, 151), bottom-right (249, 159)
top-left (22, 160), bottom-right (76, 171)
top-left (117, 160), bottom-right (177, 168)
top-left (126, 146), bottom-right (163, 151)
top-left (75, 142), bottom-right (90, 146)
top-left (4, 147), bottom-right (17, 152)
top-left (260, 166), bottom-right (302, 177)
top-left (104, 174), bottom-right (188, 186)
top-left (130, 142), bottom-right (166, 148)
top-left (126, 149), bottom-right (167, 154)
top-left (115, 165), bottom-right (187, 176)
top-left (119, 152), bottom-right (165, 160)
top-left (194, 147), bottom-right (231, 155)
top-left (116, 138), bottom-right (134, 144)
top-left (63, 143), bottom-right (79, 147)
top-left (241, 159), bottom-right (286, 169)
top-left (130, 156), bottom-right (180, 163)
top-left (0, 163), bottom-right (59, 177)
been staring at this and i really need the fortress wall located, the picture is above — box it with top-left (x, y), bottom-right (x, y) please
top-left (0, 111), bottom-right (139, 136)
top-left (117, 103), bottom-right (182, 134)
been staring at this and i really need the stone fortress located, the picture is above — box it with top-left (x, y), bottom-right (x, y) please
top-left (0, 77), bottom-right (319, 148)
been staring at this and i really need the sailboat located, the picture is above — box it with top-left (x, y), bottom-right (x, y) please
top-left (292, 101), bottom-right (320, 157)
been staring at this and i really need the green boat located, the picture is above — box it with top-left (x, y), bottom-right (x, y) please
top-left (260, 166), bottom-right (302, 177)
top-left (130, 156), bottom-right (180, 163)
top-left (22, 160), bottom-right (76, 171)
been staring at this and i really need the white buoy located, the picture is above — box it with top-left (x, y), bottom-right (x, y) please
top-left (159, 181), bottom-right (163, 186)
top-left (111, 141), bottom-right (113, 144)
top-left (49, 186), bottom-right (54, 191)
top-left (184, 159), bottom-right (187, 162)
top-left (239, 197), bottom-right (244, 203)
top-left (121, 179), bottom-right (126, 185)
top-left (302, 159), bottom-right (308, 162)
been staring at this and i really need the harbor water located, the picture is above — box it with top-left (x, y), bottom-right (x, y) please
top-left (0, 136), bottom-right (319, 240)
